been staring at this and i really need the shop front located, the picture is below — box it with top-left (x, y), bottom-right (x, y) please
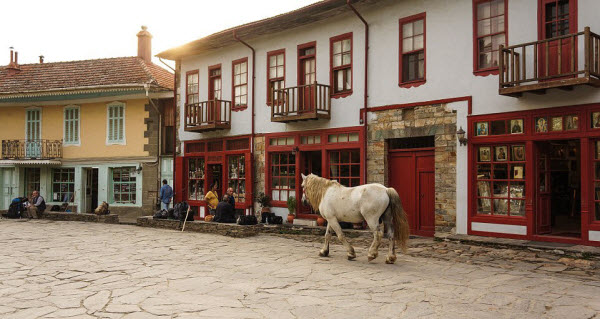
top-left (178, 136), bottom-right (253, 219)
top-left (468, 103), bottom-right (600, 246)
top-left (264, 127), bottom-right (364, 219)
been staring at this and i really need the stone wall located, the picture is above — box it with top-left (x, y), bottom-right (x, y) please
top-left (137, 216), bottom-right (260, 237)
top-left (142, 102), bottom-right (161, 216)
top-left (367, 104), bottom-right (457, 232)
top-left (42, 212), bottom-right (119, 224)
top-left (253, 136), bottom-right (266, 216)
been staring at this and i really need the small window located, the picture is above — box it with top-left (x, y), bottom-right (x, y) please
top-left (330, 33), bottom-right (352, 96)
top-left (107, 102), bottom-right (125, 144)
top-left (52, 168), bottom-right (75, 202)
top-left (228, 155), bottom-right (246, 203)
top-left (301, 135), bottom-right (321, 145)
top-left (186, 71), bottom-right (199, 104)
top-left (232, 58), bottom-right (248, 110)
top-left (329, 149), bottom-right (361, 187)
top-left (269, 136), bottom-right (295, 146)
top-left (389, 136), bottom-right (435, 150)
top-left (270, 152), bottom-right (296, 202)
top-left (399, 13), bottom-right (426, 85)
top-left (328, 132), bottom-right (359, 143)
top-left (267, 50), bottom-right (285, 105)
top-left (474, 0), bottom-right (506, 72)
top-left (112, 167), bottom-right (136, 204)
top-left (64, 106), bottom-right (80, 145)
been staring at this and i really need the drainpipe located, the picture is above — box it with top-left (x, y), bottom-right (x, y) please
top-left (347, 0), bottom-right (369, 184)
top-left (233, 30), bottom-right (256, 209)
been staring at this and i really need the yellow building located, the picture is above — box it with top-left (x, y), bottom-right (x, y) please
top-left (0, 27), bottom-right (174, 221)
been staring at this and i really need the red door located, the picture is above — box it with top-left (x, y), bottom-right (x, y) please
top-left (298, 45), bottom-right (316, 113)
top-left (539, 0), bottom-right (577, 78)
top-left (208, 67), bottom-right (222, 122)
top-left (388, 149), bottom-right (435, 237)
top-left (536, 152), bottom-right (552, 234)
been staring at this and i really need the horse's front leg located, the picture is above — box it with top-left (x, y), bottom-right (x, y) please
top-left (328, 218), bottom-right (356, 260)
top-left (319, 224), bottom-right (331, 257)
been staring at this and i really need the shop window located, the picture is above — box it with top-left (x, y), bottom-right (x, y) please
top-left (52, 168), bottom-right (74, 202)
top-left (595, 141), bottom-right (600, 220)
top-left (475, 119), bottom-right (524, 136)
top-left (330, 149), bottom-right (360, 187)
top-left (271, 152), bottom-right (296, 202)
top-left (328, 132), bottom-right (359, 143)
top-left (228, 155), bottom-right (246, 203)
top-left (476, 145), bottom-right (526, 216)
top-left (112, 167), bottom-right (136, 204)
top-left (534, 115), bottom-right (579, 133)
top-left (301, 135), bottom-right (321, 145)
top-left (188, 158), bottom-right (205, 201)
top-left (269, 136), bottom-right (295, 146)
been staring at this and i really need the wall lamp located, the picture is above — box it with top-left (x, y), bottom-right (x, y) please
top-left (456, 127), bottom-right (468, 146)
top-left (292, 146), bottom-right (300, 155)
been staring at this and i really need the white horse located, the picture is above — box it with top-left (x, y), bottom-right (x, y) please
top-left (301, 173), bottom-right (409, 264)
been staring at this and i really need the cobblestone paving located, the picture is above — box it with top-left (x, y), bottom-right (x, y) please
top-left (1, 220), bottom-right (600, 318)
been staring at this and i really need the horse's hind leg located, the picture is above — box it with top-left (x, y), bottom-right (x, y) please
top-left (327, 218), bottom-right (356, 260)
top-left (383, 208), bottom-right (397, 264)
top-left (319, 224), bottom-right (332, 257)
top-left (366, 216), bottom-right (383, 262)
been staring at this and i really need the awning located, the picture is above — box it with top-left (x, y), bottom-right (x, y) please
top-left (0, 159), bottom-right (62, 166)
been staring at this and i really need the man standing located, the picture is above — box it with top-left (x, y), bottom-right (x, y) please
top-left (226, 187), bottom-right (236, 207)
top-left (24, 190), bottom-right (46, 219)
top-left (159, 180), bottom-right (173, 211)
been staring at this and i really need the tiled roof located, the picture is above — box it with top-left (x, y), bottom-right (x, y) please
top-left (0, 56), bottom-right (174, 95)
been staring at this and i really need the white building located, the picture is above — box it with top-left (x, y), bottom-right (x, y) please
top-left (158, 0), bottom-right (600, 246)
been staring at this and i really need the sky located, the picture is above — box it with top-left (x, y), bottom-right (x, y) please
top-left (0, 0), bottom-right (321, 68)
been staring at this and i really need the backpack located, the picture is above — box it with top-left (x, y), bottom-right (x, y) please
top-left (237, 215), bottom-right (257, 225)
top-left (153, 209), bottom-right (168, 219)
top-left (173, 202), bottom-right (192, 221)
top-left (4, 197), bottom-right (27, 219)
top-left (50, 205), bottom-right (61, 212)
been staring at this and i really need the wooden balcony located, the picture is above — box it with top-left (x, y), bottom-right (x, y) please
top-left (499, 27), bottom-right (600, 97)
top-left (185, 99), bottom-right (231, 132)
top-left (1, 140), bottom-right (62, 160)
top-left (271, 83), bottom-right (331, 123)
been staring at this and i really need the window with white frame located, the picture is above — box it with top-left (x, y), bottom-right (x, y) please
top-left (107, 102), bottom-right (125, 143)
top-left (112, 167), bottom-right (137, 204)
top-left (64, 106), bottom-right (79, 144)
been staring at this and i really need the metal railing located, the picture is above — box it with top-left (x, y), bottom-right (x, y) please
top-left (271, 82), bottom-right (331, 120)
top-left (1, 139), bottom-right (63, 160)
top-left (499, 27), bottom-right (600, 90)
top-left (185, 99), bottom-right (232, 130)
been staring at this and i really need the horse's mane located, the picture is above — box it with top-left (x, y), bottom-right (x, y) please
top-left (304, 174), bottom-right (340, 212)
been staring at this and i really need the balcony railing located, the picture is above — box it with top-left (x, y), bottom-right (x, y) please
top-left (185, 99), bottom-right (231, 132)
top-left (1, 140), bottom-right (62, 160)
top-left (499, 27), bottom-right (600, 96)
top-left (271, 82), bottom-right (331, 122)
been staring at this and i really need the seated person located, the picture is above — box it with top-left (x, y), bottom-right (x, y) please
top-left (24, 190), bottom-right (46, 219)
top-left (214, 195), bottom-right (236, 223)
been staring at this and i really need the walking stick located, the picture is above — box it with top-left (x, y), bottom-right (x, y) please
top-left (181, 206), bottom-right (191, 232)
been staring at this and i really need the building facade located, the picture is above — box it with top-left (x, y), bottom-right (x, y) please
top-left (159, 0), bottom-right (600, 245)
top-left (0, 27), bottom-right (175, 221)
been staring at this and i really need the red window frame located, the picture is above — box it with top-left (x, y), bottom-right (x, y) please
top-left (329, 32), bottom-right (353, 98)
top-left (329, 149), bottom-right (361, 187)
top-left (297, 41), bottom-right (317, 87)
top-left (185, 70), bottom-right (199, 105)
top-left (267, 49), bottom-right (285, 106)
top-left (399, 12), bottom-right (426, 88)
top-left (208, 64), bottom-right (222, 100)
top-left (269, 152), bottom-right (296, 203)
top-left (231, 57), bottom-right (248, 111)
top-left (472, 0), bottom-right (508, 76)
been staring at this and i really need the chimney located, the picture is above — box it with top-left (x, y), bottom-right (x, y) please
top-left (6, 48), bottom-right (21, 75)
top-left (39, 55), bottom-right (44, 63)
top-left (136, 26), bottom-right (153, 64)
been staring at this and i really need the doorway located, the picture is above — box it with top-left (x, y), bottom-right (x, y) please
top-left (539, 0), bottom-right (576, 78)
top-left (206, 164), bottom-right (223, 199)
top-left (535, 140), bottom-right (581, 238)
top-left (299, 151), bottom-right (322, 217)
top-left (388, 147), bottom-right (435, 237)
top-left (24, 167), bottom-right (41, 197)
top-left (85, 168), bottom-right (99, 212)
top-left (298, 44), bottom-right (316, 113)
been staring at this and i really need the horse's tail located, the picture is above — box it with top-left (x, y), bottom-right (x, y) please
top-left (386, 187), bottom-right (409, 253)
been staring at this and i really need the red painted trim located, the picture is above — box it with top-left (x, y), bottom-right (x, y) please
top-left (266, 48), bottom-right (285, 106)
top-left (297, 41), bottom-right (317, 88)
top-left (185, 69), bottom-right (199, 105)
top-left (329, 32), bottom-right (353, 98)
top-left (537, 0), bottom-right (578, 42)
top-left (231, 57), bottom-right (249, 111)
top-left (472, 0), bottom-right (508, 75)
top-left (399, 12), bottom-right (426, 87)
top-left (207, 63), bottom-right (222, 100)
top-left (368, 96), bottom-right (472, 115)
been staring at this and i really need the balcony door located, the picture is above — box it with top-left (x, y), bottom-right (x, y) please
top-left (25, 109), bottom-right (41, 158)
top-left (208, 66), bottom-right (222, 122)
top-left (539, 0), bottom-right (577, 78)
top-left (298, 45), bottom-right (316, 113)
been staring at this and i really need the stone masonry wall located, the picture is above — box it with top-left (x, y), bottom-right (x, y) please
top-left (253, 136), bottom-right (266, 216)
top-left (367, 104), bottom-right (457, 232)
top-left (142, 102), bottom-right (161, 216)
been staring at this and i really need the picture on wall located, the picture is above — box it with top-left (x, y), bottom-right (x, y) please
top-left (535, 117), bottom-right (548, 133)
top-left (495, 146), bottom-right (508, 161)
top-left (565, 115), bottom-right (579, 130)
top-left (476, 122), bottom-right (488, 136)
top-left (479, 146), bottom-right (491, 162)
top-left (513, 166), bottom-right (524, 179)
top-left (593, 112), bottom-right (600, 128)
top-left (510, 119), bottom-right (524, 134)
top-left (551, 117), bottom-right (563, 131)
top-left (512, 145), bottom-right (525, 161)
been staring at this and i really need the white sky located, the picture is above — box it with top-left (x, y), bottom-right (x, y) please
top-left (0, 0), bottom-right (320, 68)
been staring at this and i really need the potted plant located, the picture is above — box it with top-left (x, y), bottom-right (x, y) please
top-left (316, 213), bottom-right (327, 227)
top-left (256, 192), bottom-right (271, 214)
top-left (286, 196), bottom-right (296, 224)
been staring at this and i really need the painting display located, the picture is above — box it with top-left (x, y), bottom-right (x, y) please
top-left (479, 146), bottom-right (491, 162)
top-left (512, 145), bottom-right (525, 161)
top-left (510, 119), bottom-right (523, 134)
top-left (536, 117), bottom-right (548, 133)
top-left (476, 122), bottom-right (488, 136)
top-left (495, 146), bottom-right (507, 161)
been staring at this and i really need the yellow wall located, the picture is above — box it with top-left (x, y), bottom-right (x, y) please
top-left (0, 99), bottom-right (150, 159)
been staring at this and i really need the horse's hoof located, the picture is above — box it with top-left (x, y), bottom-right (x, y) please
top-left (367, 254), bottom-right (378, 262)
top-left (347, 254), bottom-right (356, 261)
top-left (385, 256), bottom-right (397, 264)
top-left (319, 250), bottom-right (329, 257)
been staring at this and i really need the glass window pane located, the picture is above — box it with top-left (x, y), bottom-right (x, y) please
top-left (333, 54), bottom-right (342, 67)
top-left (478, 2), bottom-right (491, 20)
top-left (491, 16), bottom-right (505, 33)
top-left (402, 22), bottom-right (413, 37)
top-left (277, 54), bottom-right (284, 65)
top-left (413, 35), bottom-right (424, 51)
top-left (269, 55), bottom-right (276, 67)
top-left (342, 53), bottom-right (351, 65)
top-left (333, 41), bottom-right (342, 54)
top-left (413, 20), bottom-right (424, 35)
top-left (402, 38), bottom-right (413, 53)
top-left (478, 19), bottom-right (491, 37)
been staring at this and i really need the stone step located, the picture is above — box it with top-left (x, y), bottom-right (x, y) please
top-left (293, 218), bottom-right (317, 227)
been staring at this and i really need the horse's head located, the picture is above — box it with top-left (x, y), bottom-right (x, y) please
top-left (301, 173), bottom-right (311, 206)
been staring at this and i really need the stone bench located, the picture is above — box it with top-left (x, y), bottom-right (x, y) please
top-left (41, 212), bottom-right (119, 224)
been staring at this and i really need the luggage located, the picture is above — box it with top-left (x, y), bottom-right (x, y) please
top-left (237, 215), bottom-right (258, 225)
top-left (3, 197), bottom-right (28, 219)
top-left (153, 209), bottom-right (168, 219)
top-left (172, 202), bottom-right (192, 221)
top-left (261, 212), bottom-right (282, 224)
top-left (50, 205), bottom-right (61, 212)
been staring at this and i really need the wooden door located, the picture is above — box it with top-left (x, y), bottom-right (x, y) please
top-left (536, 149), bottom-right (552, 234)
top-left (539, 0), bottom-right (576, 78)
top-left (298, 151), bottom-right (322, 216)
top-left (298, 46), bottom-right (316, 113)
top-left (1, 168), bottom-right (15, 210)
top-left (388, 149), bottom-right (435, 237)
top-left (208, 67), bottom-right (222, 122)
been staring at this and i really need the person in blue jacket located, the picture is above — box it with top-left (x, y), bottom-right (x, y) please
top-left (159, 180), bottom-right (173, 210)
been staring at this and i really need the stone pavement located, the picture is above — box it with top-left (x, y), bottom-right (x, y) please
top-left (1, 219), bottom-right (600, 318)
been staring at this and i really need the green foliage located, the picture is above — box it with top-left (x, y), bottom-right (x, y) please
top-left (287, 196), bottom-right (296, 215)
top-left (255, 192), bottom-right (271, 208)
